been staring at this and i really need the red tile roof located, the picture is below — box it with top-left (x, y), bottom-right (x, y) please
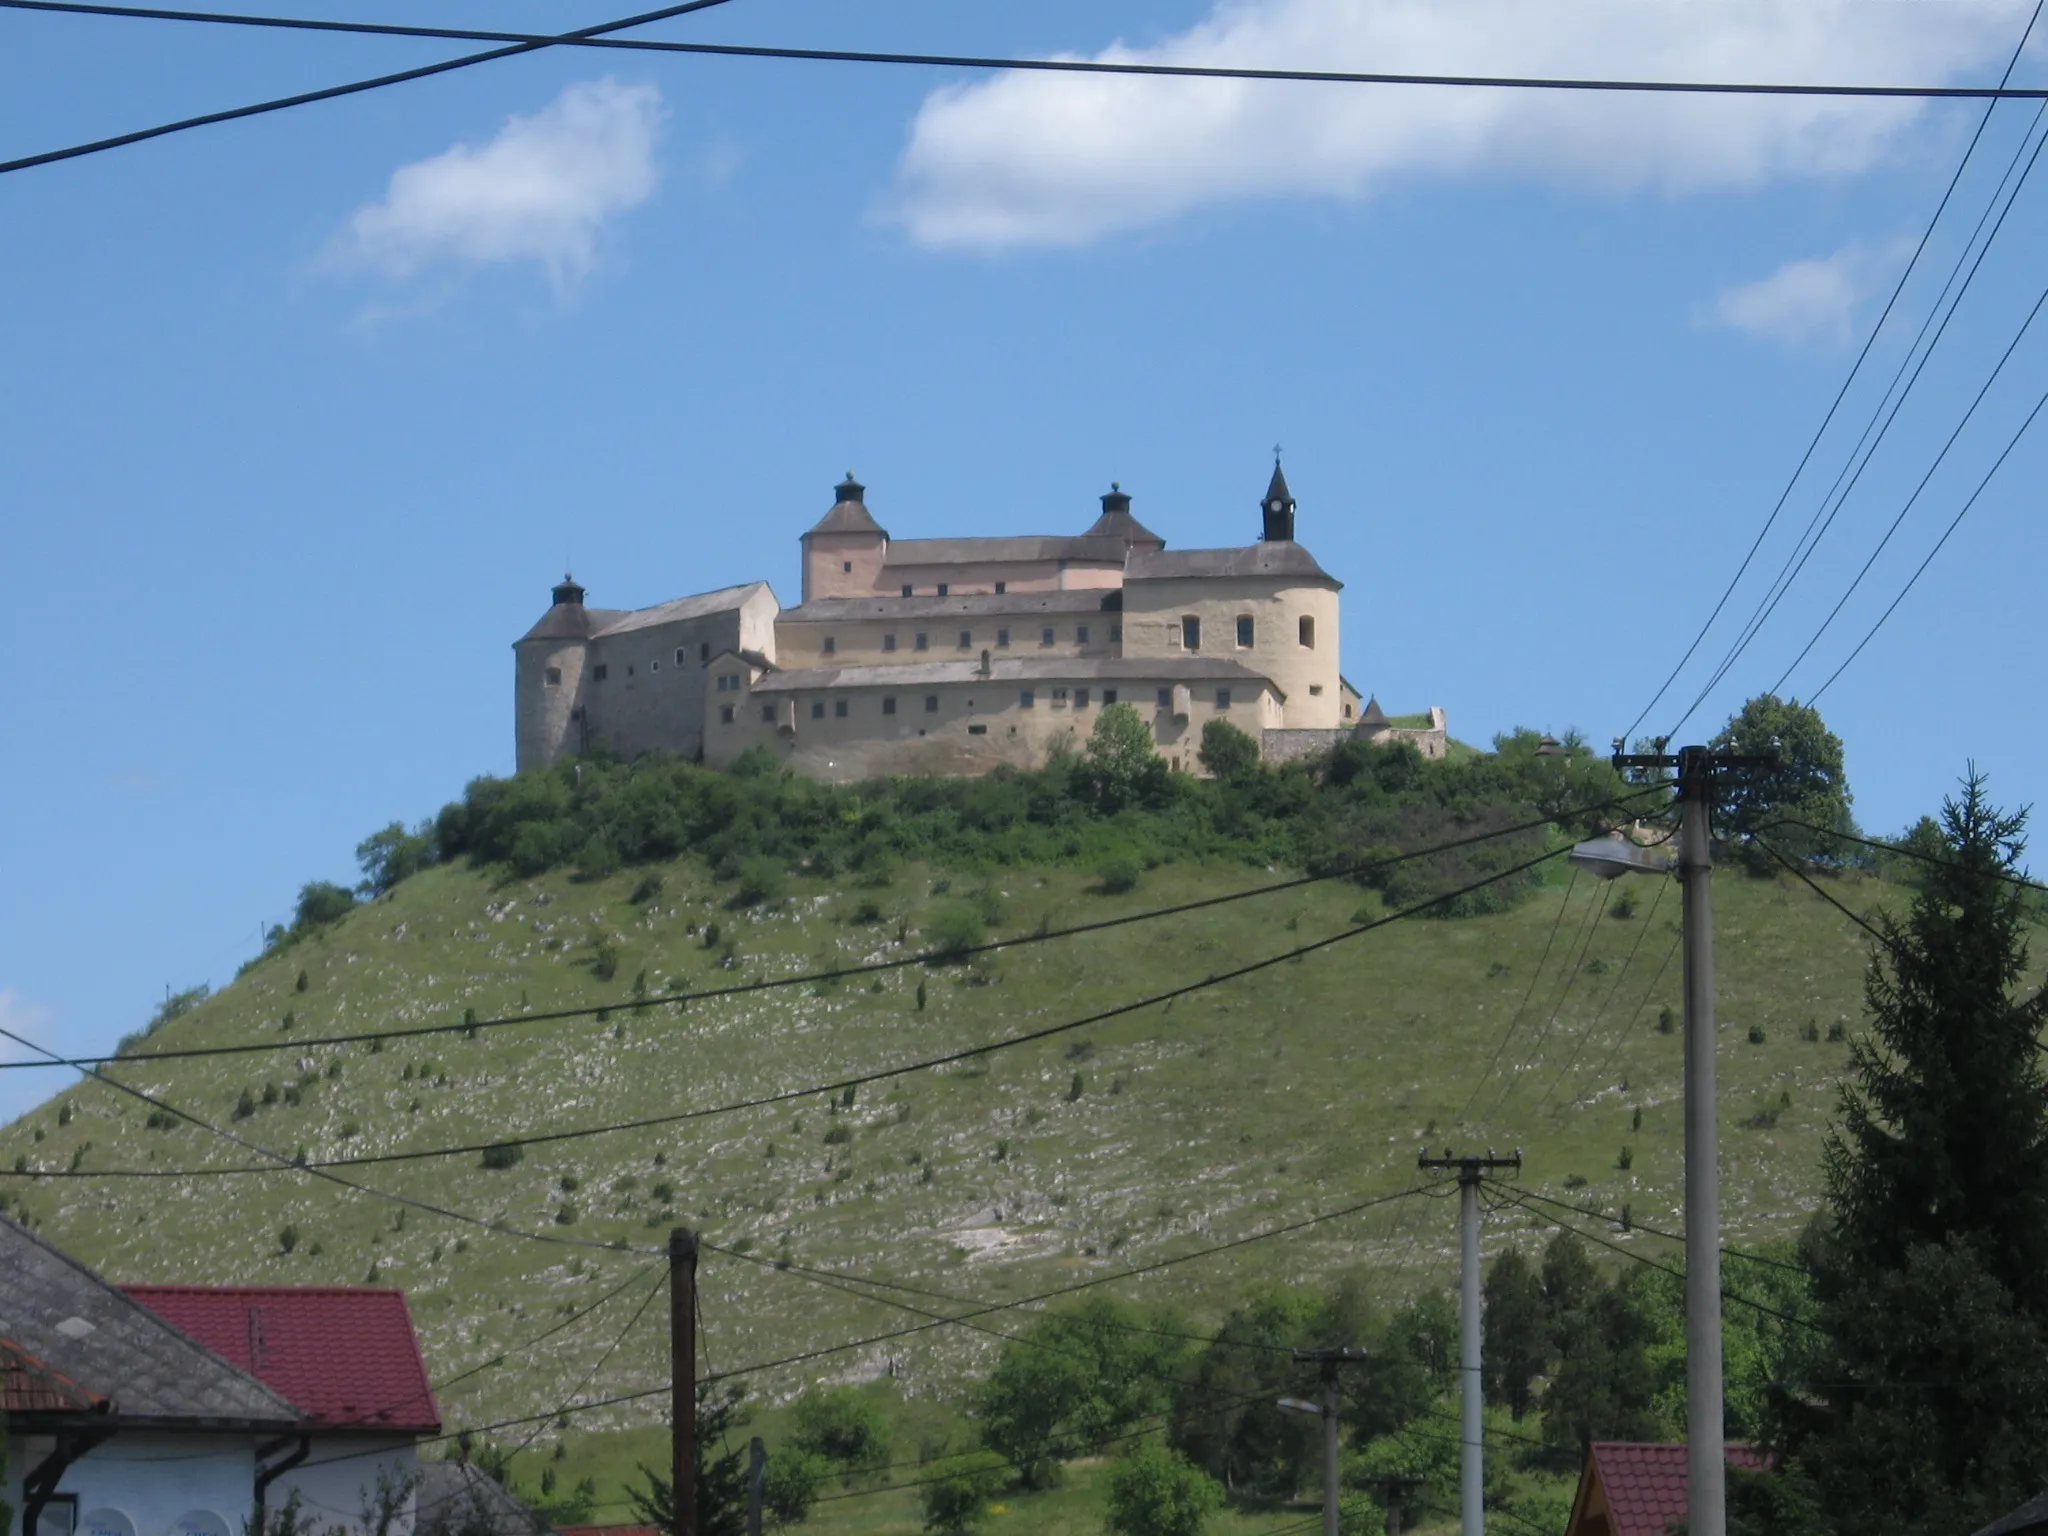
top-left (123, 1286), bottom-right (440, 1433)
top-left (1576, 1443), bottom-right (1773, 1536)
top-left (2, 1337), bottom-right (105, 1414)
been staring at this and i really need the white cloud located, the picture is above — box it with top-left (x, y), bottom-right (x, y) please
top-left (1704, 239), bottom-right (1907, 346)
top-left (891, 0), bottom-right (2027, 250)
top-left (331, 78), bottom-right (662, 293)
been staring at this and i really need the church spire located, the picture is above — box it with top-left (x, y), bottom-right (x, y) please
top-left (1261, 454), bottom-right (1296, 542)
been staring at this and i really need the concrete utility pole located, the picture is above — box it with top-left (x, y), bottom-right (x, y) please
top-left (1417, 1150), bottom-right (1522, 1536)
top-left (670, 1227), bottom-right (698, 1536)
top-left (747, 1436), bottom-right (766, 1536)
top-left (1592, 740), bottom-right (1770, 1536)
top-left (1282, 1348), bottom-right (1370, 1536)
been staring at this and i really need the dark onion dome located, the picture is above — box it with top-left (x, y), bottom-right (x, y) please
top-left (1081, 482), bottom-right (1165, 548)
top-left (804, 472), bottom-right (888, 537)
top-left (519, 572), bottom-right (598, 643)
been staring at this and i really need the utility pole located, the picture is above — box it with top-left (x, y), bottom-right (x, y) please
top-left (1282, 1348), bottom-right (1369, 1536)
top-left (1373, 1474), bottom-right (1422, 1536)
top-left (747, 1436), bottom-right (766, 1536)
top-left (1417, 1150), bottom-right (1521, 1536)
top-left (670, 1227), bottom-right (698, 1536)
top-left (1598, 740), bottom-right (1769, 1536)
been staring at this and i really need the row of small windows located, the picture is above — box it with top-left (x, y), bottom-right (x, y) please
top-left (544, 641), bottom-right (719, 688)
top-left (717, 685), bottom-right (1247, 724)
top-left (1171, 615), bottom-right (1316, 652)
top-left (823, 623), bottom-right (1117, 657)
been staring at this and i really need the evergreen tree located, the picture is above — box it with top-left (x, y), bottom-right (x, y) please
top-left (628, 1385), bottom-right (752, 1536)
top-left (1481, 1248), bottom-right (1547, 1420)
top-left (1795, 775), bottom-right (2048, 1536)
top-left (1537, 1233), bottom-right (1663, 1467)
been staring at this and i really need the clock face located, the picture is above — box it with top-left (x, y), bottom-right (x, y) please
top-left (1268, 499), bottom-right (1283, 513)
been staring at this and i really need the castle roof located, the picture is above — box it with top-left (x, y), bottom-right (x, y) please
top-left (804, 474), bottom-right (888, 538)
top-left (1080, 484), bottom-right (1165, 548)
top-left (1357, 695), bottom-right (1390, 727)
top-left (1265, 460), bottom-right (1294, 509)
top-left (518, 574), bottom-right (611, 643)
top-left (587, 581), bottom-right (771, 639)
top-left (1126, 541), bottom-right (1338, 586)
top-left (752, 656), bottom-right (1276, 693)
top-left (885, 534), bottom-right (1133, 568)
top-left (780, 590), bottom-right (1121, 624)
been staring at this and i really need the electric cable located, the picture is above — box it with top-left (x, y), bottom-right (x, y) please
top-left (1751, 837), bottom-right (1897, 947)
top-left (1488, 881), bottom-right (1612, 1117)
top-left (0, 0), bottom-right (737, 177)
top-left (1625, 0), bottom-right (2047, 741)
top-left (1457, 867), bottom-right (1581, 1122)
top-left (1566, 928), bottom-right (1682, 1109)
top-left (1500, 1185), bottom-right (1812, 1275)
top-left (1535, 874), bottom-right (1669, 1113)
top-left (503, 1265), bottom-right (669, 1464)
top-left (1761, 817), bottom-right (2048, 891)
top-left (14, 0), bottom-right (2048, 178)
top-left (6, 796), bottom-right (1651, 1073)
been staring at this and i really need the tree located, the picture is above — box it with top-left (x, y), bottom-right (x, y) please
top-left (1105, 1444), bottom-right (1223, 1536)
top-left (789, 1385), bottom-right (892, 1482)
top-left (628, 1385), bottom-right (752, 1536)
top-left (1080, 702), bottom-right (1167, 811)
top-left (1710, 694), bottom-right (1853, 870)
top-left (1537, 1233), bottom-right (1665, 1467)
top-left (1792, 774), bottom-right (2048, 1536)
top-left (1481, 1248), bottom-right (1547, 1419)
top-left (917, 1449), bottom-right (1006, 1535)
top-left (293, 880), bottom-right (357, 931)
top-left (1197, 719), bottom-right (1261, 781)
top-left (974, 1296), bottom-right (1187, 1488)
top-left (355, 821), bottom-right (436, 896)
top-left (762, 1449), bottom-right (829, 1527)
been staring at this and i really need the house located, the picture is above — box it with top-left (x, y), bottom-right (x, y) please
top-left (413, 1464), bottom-right (554, 1536)
top-left (2, 1215), bottom-right (443, 1536)
top-left (1975, 1490), bottom-right (2048, 1536)
top-left (1564, 1442), bottom-right (1772, 1536)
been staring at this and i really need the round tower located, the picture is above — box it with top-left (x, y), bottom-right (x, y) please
top-left (514, 574), bottom-right (595, 771)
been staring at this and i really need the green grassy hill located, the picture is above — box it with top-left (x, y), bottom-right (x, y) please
top-left (0, 841), bottom-right (1913, 1530)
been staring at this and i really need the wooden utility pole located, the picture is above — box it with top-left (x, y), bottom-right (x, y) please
top-left (1417, 1150), bottom-right (1522, 1536)
top-left (670, 1227), bottom-right (698, 1536)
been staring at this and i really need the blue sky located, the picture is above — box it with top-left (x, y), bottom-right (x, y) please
top-left (5, 0), bottom-right (2048, 1112)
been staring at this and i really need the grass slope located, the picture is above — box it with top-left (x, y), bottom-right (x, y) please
top-left (0, 851), bottom-right (1916, 1529)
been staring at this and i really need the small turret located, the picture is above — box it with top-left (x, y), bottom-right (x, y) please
top-left (1261, 460), bottom-right (1296, 543)
top-left (520, 573), bottom-right (595, 642)
top-left (1083, 482), bottom-right (1165, 550)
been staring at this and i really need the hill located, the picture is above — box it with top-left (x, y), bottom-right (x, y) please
top-left (0, 749), bottom-right (1924, 1532)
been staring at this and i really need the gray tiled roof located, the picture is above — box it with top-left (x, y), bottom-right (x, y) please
top-left (1976, 1490), bottom-right (2048, 1536)
top-left (590, 582), bottom-right (770, 639)
top-left (780, 590), bottom-right (1121, 623)
top-left (0, 1215), bottom-right (302, 1427)
top-left (414, 1463), bottom-right (555, 1536)
top-left (1126, 541), bottom-right (1338, 586)
top-left (752, 656), bottom-right (1273, 692)
top-left (885, 535), bottom-right (1131, 567)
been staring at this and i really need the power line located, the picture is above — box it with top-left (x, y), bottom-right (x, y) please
top-left (15, 1), bottom-right (2048, 178)
top-left (1567, 928), bottom-right (1681, 1107)
top-left (1536, 873), bottom-right (1668, 1113)
top-left (1500, 1184), bottom-right (1813, 1276)
top-left (1750, 838), bottom-right (1895, 946)
top-left (5, 830), bottom-right (1619, 1179)
top-left (1457, 868), bottom-right (1580, 1122)
top-left (1488, 880), bottom-right (1612, 1117)
top-left (0, 0), bottom-right (738, 176)
top-left (1626, 0), bottom-right (2045, 740)
top-left (4, 800), bottom-right (1640, 1073)
top-left (1762, 817), bottom-right (2048, 891)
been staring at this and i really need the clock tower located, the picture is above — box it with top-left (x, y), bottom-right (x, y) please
top-left (1260, 458), bottom-right (1296, 542)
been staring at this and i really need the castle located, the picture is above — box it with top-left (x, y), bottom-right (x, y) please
top-left (513, 465), bottom-right (1446, 781)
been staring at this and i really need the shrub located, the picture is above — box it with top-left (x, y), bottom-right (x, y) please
top-left (1610, 887), bottom-right (1638, 920)
top-left (590, 940), bottom-right (620, 983)
top-left (924, 904), bottom-right (987, 961)
top-left (355, 822), bottom-right (437, 897)
top-left (791, 1385), bottom-right (893, 1478)
top-left (233, 1088), bottom-right (256, 1121)
top-left (481, 1142), bottom-right (525, 1170)
top-left (1656, 1006), bottom-right (1677, 1035)
top-left (56, 1102), bottom-right (72, 1128)
top-left (559, 1175), bottom-right (580, 1193)
top-left (732, 856), bottom-right (787, 907)
top-left (915, 978), bottom-right (928, 1011)
top-left (823, 1125), bottom-right (852, 1146)
top-left (764, 1448), bottom-right (832, 1527)
top-left (1801, 1019), bottom-right (1822, 1042)
top-left (1631, 1106), bottom-right (1642, 1131)
top-left (295, 970), bottom-right (310, 994)
top-left (629, 872), bottom-right (666, 905)
top-left (1747, 1024), bottom-right (1767, 1045)
top-left (1196, 718), bottom-right (1261, 781)
top-left (555, 1204), bottom-right (578, 1225)
top-left (1827, 1019), bottom-right (1848, 1042)
top-left (651, 1181), bottom-right (674, 1204)
top-left (917, 1450), bottom-right (1005, 1536)
top-left (1616, 1146), bottom-right (1634, 1170)
top-left (279, 1224), bottom-right (299, 1254)
top-left (294, 881), bottom-right (357, 931)
top-left (1097, 859), bottom-right (1142, 895)
top-left (1105, 1444), bottom-right (1222, 1536)
top-left (1067, 1071), bottom-right (1085, 1101)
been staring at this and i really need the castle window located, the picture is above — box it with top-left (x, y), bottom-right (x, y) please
top-left (1110, 624), bottom-right (1122, 644)
top-left (1299, 615), bottom-right (1316, 648)
top-left (883, 634), bottom-right (898, 653)
top-left (958, 630), bottom-right (972, 649)
top-left (627, 665), bottom-right (635, 676)
top-left (1310, 684), bottom-right (1324, 696)
top-left (1103, 689), bottom-right (1118, 705)
top-left (593, 664), bottom-right (609, 681)
top-left (1075, 688), bottom-right (1090, 708)
top-left (700, 643), bottom-right (709, 662)
top-left (994, 581), bottom-right (1006, 594)
top-left (842, 561), bottom-right (852, 573)
top-left (1077, 624), bottom-right (1090, 644)
top-left (1052, 687), bottom-right (1069, 705)
top-left (1040, 627), bottom-right (1054, 647)
top-left (1182, 616), bottom-right (1201, 651)
top-left (996, 628), bottom-right (1011, 648)
top-left (1236, 615), bottom-right (1254, 648)
top-left (835, 699), bottom-right (849, 718)
top-left (1344, 704), bottom-right (1354, 719)
top-left (720, 705), bottom-right (734, 724)
top-left (924, 695), bottom-right (939, 713)
top-left (1216, 689), bottom-right (1232, 710)
top-left (914, 632), bottom-right (929, 651)
top-left (1020, 689), bottom-right (1035, 708)
top-left (883, 697), bottom-right (897, 715)
top-left (902, 584), bottom-right (914, 597)
top-left (544, 667), bottom-right (562, 687)
top-left (968, 723), bottom-right (987, 735)
top-left (937, 583), bottom-right (949, 597)
top-left (676, 647), bottom-right (687, 665)
top-left (811, 701), bottom-right (825, 720)
top-left (650, 660), bottom-right (660, 672)
top-left (823, 635), bottom-right (836, 655)
top-left (1156, 687), bottom-right (1172, 709)
top-left (762, 704), bottom-right (776, 723)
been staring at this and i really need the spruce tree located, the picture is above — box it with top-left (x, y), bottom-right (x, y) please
top-left (1799, 775), bottom-right (2048, 1535)
top-left (1481, 1248), bottom-right (1547, 1420)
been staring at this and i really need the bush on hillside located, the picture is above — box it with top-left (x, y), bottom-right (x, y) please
top-left (294, 881), bottom-right (357, 931)
top-left (115, 983), bottom-right (212, 1056)
top-left (1197, 719), bottom-right (1261, 781)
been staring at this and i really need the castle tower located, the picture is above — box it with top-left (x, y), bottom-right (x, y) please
top-left (799, 474), bottom-right (889, 602)
top-left (1260, 460), bottom-right (1296, 543)
top-left (514, 574), bottom-right (596, 772)
top-left (1081, 483), bottom-right (1166, 552)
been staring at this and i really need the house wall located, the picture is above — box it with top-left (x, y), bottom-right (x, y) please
top-left (773, 613), bottom-right (1118, 671)
top-left (703, 675), bottom-right (1280, 782)
top-left (7, 1432), bottom-right (257, 1536)
top-left (273, 1437), bottom-right (420, 1536)
top-left (1119, 577), bottom-right (1342, 730)
top-left (880, 559), bottom-right (1124, 596)
top-left (801, 532), bottom-right (888, 602)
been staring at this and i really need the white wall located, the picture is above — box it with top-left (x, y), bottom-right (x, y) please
top-left (273, 1437), bottom-right (419, 1536)
top-left (7, 1432), bottom-right (254, 1536)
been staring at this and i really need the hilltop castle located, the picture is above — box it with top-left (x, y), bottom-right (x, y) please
top-left (514, 465), bottom-right (1445, 780)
